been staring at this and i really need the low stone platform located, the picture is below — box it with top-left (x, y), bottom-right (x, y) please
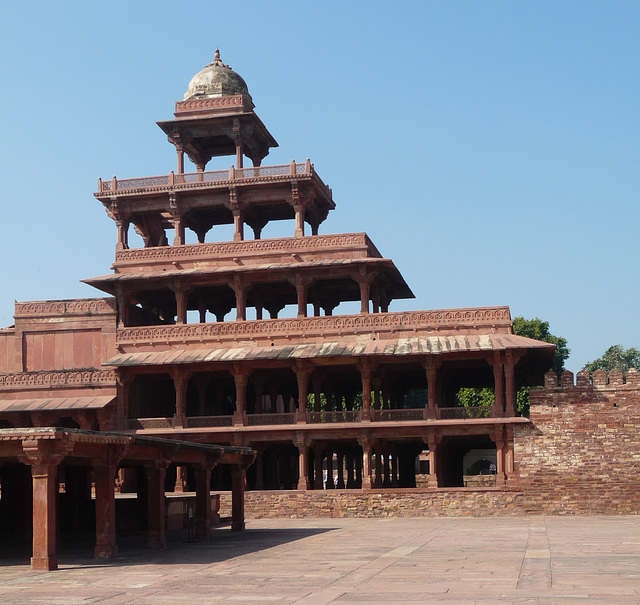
top-left (1, 516), bottom-right (639, 604)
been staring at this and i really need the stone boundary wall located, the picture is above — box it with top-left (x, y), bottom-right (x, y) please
top-left (219, 488), bottom-right (524, 519)
top-left (516, 368), bottom-right (640, 514)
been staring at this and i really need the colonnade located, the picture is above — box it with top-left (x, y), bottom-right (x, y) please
top-left (115, 269), bottom-right (393, 328)
top-left (120, 352), bottom-right (522, 431)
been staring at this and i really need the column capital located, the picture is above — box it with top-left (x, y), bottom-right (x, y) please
top-left (19, 438), bottom-right (74, 469)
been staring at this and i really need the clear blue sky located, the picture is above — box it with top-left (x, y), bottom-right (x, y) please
top-left (0, 1), bottom-right (638, 372)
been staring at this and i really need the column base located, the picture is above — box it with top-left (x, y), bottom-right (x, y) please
top-left (231, 520), bottom-right (245, 532)
top-left (95, 544), bottom-right (118, 559)
top-left (147, 533), bottom-right (165, 549)
top-left (31, 556), bottom-right (57, 571)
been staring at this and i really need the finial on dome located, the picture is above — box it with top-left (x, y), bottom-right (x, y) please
top-left (214, 48), bottom-right (221, 61)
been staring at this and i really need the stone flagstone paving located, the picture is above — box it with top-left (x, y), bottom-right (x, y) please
top-left (1, 516), bottom-right (639, 604)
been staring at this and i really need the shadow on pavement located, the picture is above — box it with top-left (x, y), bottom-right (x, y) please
top-left (0, 525), bottom-right (339, 570)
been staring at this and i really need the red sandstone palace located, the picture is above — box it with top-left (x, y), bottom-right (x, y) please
top-left (2, 51), bottom-right (639, 570)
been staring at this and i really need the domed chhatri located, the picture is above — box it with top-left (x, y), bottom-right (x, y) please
top-left (184, 48), bottom-right (251, 101)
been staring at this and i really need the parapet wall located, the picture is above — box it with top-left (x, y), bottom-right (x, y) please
top-left (516, 368), bottom-right (640, 514)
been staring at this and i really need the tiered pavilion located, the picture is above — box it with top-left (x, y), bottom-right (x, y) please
top-left (0, 51), bottom-right (555, 565)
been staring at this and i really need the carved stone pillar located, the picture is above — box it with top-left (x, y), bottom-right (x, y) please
top-left (172, 372), bottom-right (189, 429)
top-left (313, 445), bottom-right (323, 489)
top-left (360, 361), bottom-right (372, 421)
top-left (231, 466), bottom-right (246, 532)
top-left (232, 207), bottom-right (244, 242)
top-left (294, 203), bottom-right (305, 238)
top-left (360, 438), bottom-right (372, 490)
top-left (115, 219), bottom-right (129, 251)
top-left (336, 451), bottom-right (345, 489)
top-left (425, 357), bottom-right (440, 419)
top-left (492, 353), bottom-right (505, 418)
top-left (325, 448), bottom-right (334, 489)
top-left (172, 283), bottom-right (190, 325)
top-left (374, 443), bottom-right (383, 488)
top-left (383, 450), bottom-right (391, 487)
top-left (233, 276), bottom-right (246, 321)
top-left (20, 439), bottom-right (73, 571)
top-left (426, 432), bottom-right (440, 488)
top-left (358, 277), bottom-right (370, 314)
top-left (195, 462), bottom-right (216, 539)
top-left (232, 368), bottom-right (249, 426)
top-left (146, 461), bottom-right (169, 548)
top-left (495, 433), bottom-right (506, 487)
top-left (94, 446), bottom-right (125, 559)
top-left (296, 434), bottom-right (309, 490)
top-left (504, 352), bottom-right (518, 417)
top-left (295, 363), bottom-right (310, 423)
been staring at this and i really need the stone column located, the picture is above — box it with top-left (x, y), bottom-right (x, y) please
top-left (93, 455), bottom-right (119, 558)
top-left (374, 443), bottom-right (382, 488)
top-left (336, 451), bottom-right (345, 489)
top-left (174, 465), bottom-right (187, 492)
top-left (293, 203), bottom-right (306, 238)
top-left (493, 428), bottom-right (506, 487)
top-left (383, 450), bottom-right (391, 487)
top-left (30, 462), bottom-right (58, 570)
top-left (195, 466), bottom-right (214, 539)
top-left (177, 147), bottom-right (185, 174)
top-left (360, 438), bottom-right (372, 490)
top-left (232, 207), bottom-right (244, 242)
top-left (426, 433), bottom-right (440, 488)
top-left (231, 466), bottom-right (246, 532)
top-left (295, 363), bottom-right (310, 423)
top-left (358, 277), bottom-right (370, 314)
top-left (234, 276), bottom-right (246, 321)
top-left (115, 219), bottom-right (129, 251)
top-left (292, 275), bottom-right (309, 318)
top-left (20, 439), bottom-right (72, 571)
top-left (314, 445), bottom-right (323, 489)
top-left (346, 454), bottom-right (355, 489)
top-left (325, 448), bottom-right (333, 489)
top-left (296, 435), bottom-right (309, 491)
top-left (492, 354), bottom-right (505, 417)
top-left (146, 463), bottom-right (168, 548)
top-left (360, 361), bottom-right (372, 421)
top-left (254, 449), bottom-right (264, 490)
top-left (173, 283), bottom-right (189, 325)
top-left (391, 454), bottom-right (399, 486)
top-left (232, 370), bottom-right (248, 426)
top-left (425, 358), bottom-right (440, 419)
top-left (504, 352), bottom-right (517, 417)
top-left (172, 373), bottom-right (189, 429)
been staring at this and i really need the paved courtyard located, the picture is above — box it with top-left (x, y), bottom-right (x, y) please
top-left (1, 516), bottom-right (640, 604)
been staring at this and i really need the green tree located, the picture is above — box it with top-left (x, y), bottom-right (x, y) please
top-left (584, 344), bottom-right (640, 375)
top-left (512, 316), bottom-right (570, 416)
top-left (512, 316), bottom-right (570, 375)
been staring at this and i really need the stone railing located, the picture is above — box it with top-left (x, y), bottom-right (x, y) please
top-left (309, 411), bottom-right (360, 423)
top-left (116, 307), bottom-right (512, 347)
top-left (438, 406), bottom-right (492, 420)
top-left (114, 233), bottom-right (377, 265)
top-left (0, 369), bottom-right (116, 390)
top-left (186, 415), bottom-right (233, 428)
top-left (127, 417), bottom-right (173, 430)
top-left (247, 413), bottom-right (296, 426)
top-left (97, 161), bottom-right (315, 195)
top-left (14, 298), bottom-right (116, 318)
top-left (372, 408), bottom-right (426, 422)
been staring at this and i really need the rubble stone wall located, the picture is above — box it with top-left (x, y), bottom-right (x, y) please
top-left (220, 488), bottom-right (524, 518)
top-left (516, 368), bottom-right (640, 514)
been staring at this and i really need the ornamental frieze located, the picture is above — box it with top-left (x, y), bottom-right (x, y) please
top-left (116, 308), bottom-right (511, 345)
top-left (115, 234), bottom-right (368, 263)
top-left (0, 369), bottom-right (117, 390)
top-left (15, 299), bottom-right (116, 318)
